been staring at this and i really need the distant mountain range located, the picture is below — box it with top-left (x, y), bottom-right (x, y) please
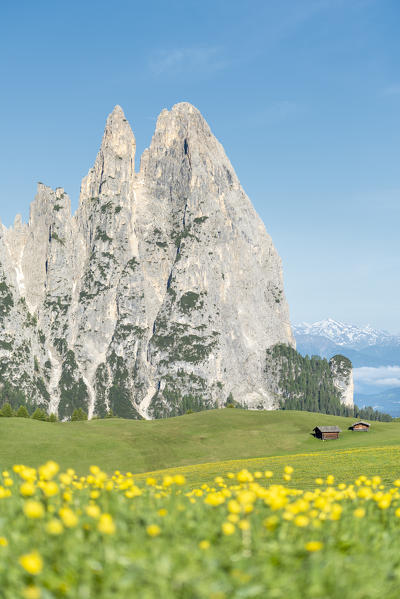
top-left (355, 388), bottom-right (400, 418)
top-left (293, 318), bottom-right (400, 368)
top-left (293, 318), bottom-right (400, 416)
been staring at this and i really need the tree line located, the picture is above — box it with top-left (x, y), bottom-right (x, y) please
top-left (0, 401), bottom-right (117, 421)
top-left (267, 344), bottom-right (392, 421)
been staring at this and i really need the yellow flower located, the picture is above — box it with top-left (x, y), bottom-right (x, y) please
top-left (393, 479), bottom-right (400, 487)
top-left (221, 522), bottom-right (235, 536)
top-left (204, 492), bottom-right (225, 507)
top-left (147, 524), bottom-right (161, 537)
top-left (158, 508), bottom-right (167, 517)
top-left (228, 513), bottom-right (239, 523)
top-left (19, 551), bottom-right (43, 575)
top-left (305, 541), bottom-right (323, 552)
top-left (42, 481), bottom-right (59, 497)
top-left (330, 504), bottom-right (342, 521)
top-left (20, 482), bottom-right (36, 497)
top-left (228, 500), bottom-right (241, 514)
top-left (199, 540), bottom-right (210, 550)
top-left (46, 519), bottom-right (64, 535)
top-left (4, 478), bottom-right (13, 487)
top-left (294, 515), bottom-right (309, 527)
top-left (378, 498), bottom-right (391, 510)
top-left (38, 461), bottom-right (59, 481)
top-left (98, 513), bottom-right (116, 535)
top-left (146, 477), bottom-right (156, 486)
top-left (173, 474), bottom-right (186, 485)
top-left (86, 504), bottom-right (101, 519)
top-left (0, 536), bottom-right (8, 547)
top-left (354, 508), bottom-right (366, 519)
top-left (237, 470), bottom-right (253, 483)
top-left (23, 586), bottom-right (41, 599)
top-left (238, 520), bottom-right (250, 531)
top-left (395, 507), bottom-right (400, 518)
top-left (63, 491), bottom-right (72, 503)
top-left (315, 478), bottom-right (324, 485)
top-left (59, 507), bottom-right (78, 528)
top-left (24, 500), bottom-right (44, 519)
top-left (284, 466), bottom-right (294, 475)
top-left (162, 476), bottom-right (174, 487)
top-left (59, 473), bottom-right (72, 486)
top-left (237, 491), bottom-right (256, 506)
top-left (264, 471), bottom-right (274, 479)
top-left (283, 474), bottom-right (291, 482)
top-left (267, 494), bottom-right (288, 511)
top-left (263, 515), bottom-right (279, 531)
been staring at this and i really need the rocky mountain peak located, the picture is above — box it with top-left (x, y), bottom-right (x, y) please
top-left (80, 105), bottom-right (135, 202)
top-left (0, 102), bottom-right (297, 419)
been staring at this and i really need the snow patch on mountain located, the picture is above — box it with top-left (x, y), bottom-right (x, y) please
top-left (293, 318), bottom-right (400, 349)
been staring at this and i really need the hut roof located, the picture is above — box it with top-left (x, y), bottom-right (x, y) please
top-left (352, 421), bottom-right (370, 427)
top-left (313, 426), bottom-right (341, 433)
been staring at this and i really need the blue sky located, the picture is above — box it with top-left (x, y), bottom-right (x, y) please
top-left (1, 0), bottom-right (399, 331)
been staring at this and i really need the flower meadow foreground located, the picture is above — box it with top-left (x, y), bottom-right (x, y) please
top-left (1, 464), bottom-right (400, 598)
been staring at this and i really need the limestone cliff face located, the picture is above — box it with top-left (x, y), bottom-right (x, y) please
top-left (0, 103), bottom-right (295, 418)
top-left (329, 355), bottom-right (354, 408)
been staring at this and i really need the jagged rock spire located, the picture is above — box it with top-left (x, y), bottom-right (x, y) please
top-left (0, 102), bottom-right (298, 420)
top-left (80, 105), bottom-right (136, 201)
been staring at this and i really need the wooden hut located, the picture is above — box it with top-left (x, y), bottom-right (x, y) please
top-left (350, 421), bottom-right (370, 432)
top-left (313, 426), bottom-right (341, 440)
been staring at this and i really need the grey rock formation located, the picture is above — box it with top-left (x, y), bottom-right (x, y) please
top-left (329, 355), bottom-right (354, 407)
top-left (0, 102), bottom-right (296, 418)
top-left (264, 344), bottom-right (354, 409)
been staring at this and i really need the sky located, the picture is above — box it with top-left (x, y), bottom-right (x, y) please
top-left (0, 0), bottom-right (399, 332)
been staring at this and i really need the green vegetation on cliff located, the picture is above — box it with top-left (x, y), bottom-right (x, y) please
top-left (267, 344), bottom-right (391, 421)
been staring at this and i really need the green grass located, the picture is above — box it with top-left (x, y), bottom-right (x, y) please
top-left (3, 452), bottom-right (400, 597)
top-left (135, 445), bottom-right (400, 489)
top-left (1, 410), bottom-right (400, 485)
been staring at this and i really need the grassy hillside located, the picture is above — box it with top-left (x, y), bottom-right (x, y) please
top-left (1, 409), bottom-right (400, 480)
top-left (134, 445), bottom-right (400, 489)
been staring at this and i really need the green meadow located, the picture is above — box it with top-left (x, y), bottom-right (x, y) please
top-left (1, 410), bottom-right (400, 486)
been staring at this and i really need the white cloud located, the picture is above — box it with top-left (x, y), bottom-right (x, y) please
top-left (149, 47), bottom-right (228, 76)
top-left (353, 366), bottom-right (400, 389)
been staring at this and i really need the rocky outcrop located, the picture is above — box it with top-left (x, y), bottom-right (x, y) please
top-left (0, 103), bottom-right (295, 419)
top-left (329, 355), bottom-right (354, 407)
top-left (265, 344), bottom-right (354, 410)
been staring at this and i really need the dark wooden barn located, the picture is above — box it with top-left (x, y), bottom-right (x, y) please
top-left (350, 421), bottom-right (370, 432)
top-left (313, 426), bottom-right (341, 440)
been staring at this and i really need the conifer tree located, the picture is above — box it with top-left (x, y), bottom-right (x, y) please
top-left (0, 402), bottom-right (14, 417)
top-left (16, 405), bottom-right (29, 418)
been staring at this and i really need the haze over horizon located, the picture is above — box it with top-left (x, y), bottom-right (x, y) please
top-left (1, 0), bottom-right (399, 332)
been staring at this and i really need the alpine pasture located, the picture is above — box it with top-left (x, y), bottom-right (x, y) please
top-left (2, 410), bottom-right (400, 598)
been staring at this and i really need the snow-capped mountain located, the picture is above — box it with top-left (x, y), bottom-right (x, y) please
top-left (293, 319), bottom-right (400, 416)
top-left (293, 318), bottom-right (400, 350)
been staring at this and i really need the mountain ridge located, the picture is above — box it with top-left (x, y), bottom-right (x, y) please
top-left (293, 318), bottom-right (400, 349)
top-left (0, 103), bottom-right (296, 419)
top-left (294, 318), bottom-right (400, 369)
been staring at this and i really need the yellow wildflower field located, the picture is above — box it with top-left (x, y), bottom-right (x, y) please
top-left (135, 445), bottom-right (400, 488)
top-left (2, 460), bottom-right (400, 597)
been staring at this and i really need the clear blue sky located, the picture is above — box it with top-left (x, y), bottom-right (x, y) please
top-left (1, 0), bottom-right (399, 332)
